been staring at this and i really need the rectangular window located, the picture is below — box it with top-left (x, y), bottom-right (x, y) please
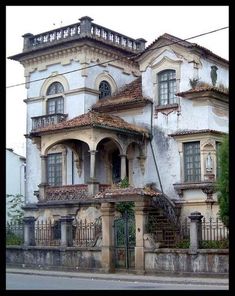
top-left (184, 142), bottom-right (201, 182)
top-left (216, 142), bottom-right (222, 179)
top-left (47, 153), bottom-right (62, 186)
top-left (47, 97), bottom-right (64, 114)
top-left (158, 70), bottom-right (177, 105)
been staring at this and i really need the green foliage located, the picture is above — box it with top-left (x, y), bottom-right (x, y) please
top-left (115, 177), bottom-right (134, 214)
top-left (119, 177), bottom-right (129, 188)
top-left (6, 194), bottom-right (24, 223)
top-left (200, 239), bottom-right (229, 249)
top-left (116, 201), bottom-right (134, 215)
top-left (175, 239), bottom-right (229, 249)
top-left (175, 239), bottom-right (190, 248)
top-left (6, 231), bottom-right (23, 245)
top-left (216, 135), bottom-right (229, 227)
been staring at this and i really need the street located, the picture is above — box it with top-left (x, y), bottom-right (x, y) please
top-left (6, 273), bottom-right (228, 290)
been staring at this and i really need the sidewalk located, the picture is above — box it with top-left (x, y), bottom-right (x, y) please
top-left (6, 267), bottom-right (229, 286)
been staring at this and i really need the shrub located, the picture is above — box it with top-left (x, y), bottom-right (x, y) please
top-left (6, 232), bottom-right (23, 245)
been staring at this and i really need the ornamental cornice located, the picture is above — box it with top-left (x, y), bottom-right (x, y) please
top-left (22, 44), bottom-right (140, 76)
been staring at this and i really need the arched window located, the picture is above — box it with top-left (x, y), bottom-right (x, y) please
top-left (46, 82), bottom-right (64, 95)
top-left (46, 82), bottom-right (64, 114)
top-left (99, 80), bottom-right (111, 99)
top-left (158, 70), bottom-right (176, 105)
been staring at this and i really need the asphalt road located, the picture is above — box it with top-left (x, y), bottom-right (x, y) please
top-left (6, 273), bottom-right (228, 290)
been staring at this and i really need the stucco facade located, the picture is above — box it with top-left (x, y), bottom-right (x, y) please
top-left (8, 16), bottom-right (228, 226)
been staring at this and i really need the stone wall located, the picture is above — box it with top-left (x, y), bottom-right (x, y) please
top-left (145, 249), bottom-right (229, 274)
top-left (6, 246), bottom-right (102, 272)
top-left (6, 246), bottom-right (228, 275)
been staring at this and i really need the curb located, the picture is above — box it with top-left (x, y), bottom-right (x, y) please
top-left (6, 268), bottom-right (229, 286)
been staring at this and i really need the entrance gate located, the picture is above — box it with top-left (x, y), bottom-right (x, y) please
top-left (114, 211), bottom-right (135, 269)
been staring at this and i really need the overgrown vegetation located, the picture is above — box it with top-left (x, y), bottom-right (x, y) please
top-left (115, 177), bottom-right (134, 215)
top-left (6, 231), bottom-right (23, 245)
top-left (216, 135), bottom-right (229, 228)
top-left (175, 239), bottom-right (229, 249)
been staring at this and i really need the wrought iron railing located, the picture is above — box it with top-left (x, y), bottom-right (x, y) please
top-left (35, 220), bottom-right (60, 246)
top-left (31, 113), bottom-right (67, 131)
top-left (6, 221), bottom-right (24, 245)
top-left (201, 217), bottom-right (229, 241)
top-left (73, 217), bottom-right (102, 247)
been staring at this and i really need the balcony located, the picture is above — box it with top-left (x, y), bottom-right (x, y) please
top-left (31, 113), bottom-right (68, 131)
top-left (22, 16), bottom-right (146, 54)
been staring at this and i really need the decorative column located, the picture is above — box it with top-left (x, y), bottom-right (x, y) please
top-left (134, 201), bottom-right (148, 274)
top-left (120, 154), bottom-right (127, 180)
top-left (60, 216), bottom-right (74, 247)
top-left (88, 150), bottom-right (99, 195)
top-left (188, 211), bottom-right (203, 252)
top-left (23, 216), bottom-right (36, 246)
top-left (101, 202), bottom-right (115, 273)
top-left (38, 155), bottom-right (48, 201)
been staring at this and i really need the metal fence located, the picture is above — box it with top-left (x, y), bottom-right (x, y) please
top-left (73, 217), bottom-right (102, 247)
top-left (35, 220), bottom-right (61, 246)
top-left (201, 217), bottom-right (229, 241)
top-left (6, 221), bottom-right (24, 245)
top-left (146, 215), bottom-right (228, 248)
top-left (179, 217), bottom-right (229, 241)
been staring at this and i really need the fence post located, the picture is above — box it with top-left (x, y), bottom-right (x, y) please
top-left (60, 216), bottom-right (74, 247)
top-left (188, 211), bottom-right (203, 252)
top-left (23, 216), bottom-right (36, 246)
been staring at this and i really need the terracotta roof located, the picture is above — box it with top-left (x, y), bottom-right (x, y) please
top-left (176, 86), bottom-right (229, 97)
top-left (168, 129), bottom-right (227, 137)
top-left (94, 186), bottom-right (161, 199)
top-left (30, 111), bottom-right (150, 137)
top-left (137, 33), bottom-right (228, 64)
top-left (92, 77), bottom-right (152, 111)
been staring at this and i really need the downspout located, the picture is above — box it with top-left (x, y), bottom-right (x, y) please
top-left (149, 101), bottom-right (164, 194)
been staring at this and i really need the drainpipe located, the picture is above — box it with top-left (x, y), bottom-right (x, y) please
top-left (149, 101), bottom-right (164, 194)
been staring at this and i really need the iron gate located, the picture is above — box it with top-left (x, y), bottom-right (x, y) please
top-left (114, 211), bottom-right (135, 269)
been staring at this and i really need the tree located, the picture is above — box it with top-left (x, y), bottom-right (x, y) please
top-left (6, 194), bottom-right (24, 223)
top-left (216, 135), bottom-right (229, 228)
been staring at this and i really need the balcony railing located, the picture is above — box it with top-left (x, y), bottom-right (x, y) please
top-left (31, 113), bottom-right (67, 131)
top-left (45, 184), bottom-right (89, 201)
top-left (23, 16), bottom-right (146, 53)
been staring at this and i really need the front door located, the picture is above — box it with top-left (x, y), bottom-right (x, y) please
top-left (114, 211), bottom-right (135, 269)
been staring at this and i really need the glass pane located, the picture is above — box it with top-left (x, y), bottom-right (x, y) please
top-left (99, 81), bottom-right (111, 99)
top-left (47, 82), bottom-right (64, 95)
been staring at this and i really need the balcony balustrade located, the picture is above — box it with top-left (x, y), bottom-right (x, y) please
top-left (23, 16), bottom-right (146, 53)
top-left (31, 113), bottom-right (67, 131)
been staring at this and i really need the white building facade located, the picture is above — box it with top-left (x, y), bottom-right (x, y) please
top-left (9, 17), bottom-right (228, 224)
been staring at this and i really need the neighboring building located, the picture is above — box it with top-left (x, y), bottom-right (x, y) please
top-left (8, 16), bottom-right (228, 225)
top-left (6, 148), bottom-right (26, 221)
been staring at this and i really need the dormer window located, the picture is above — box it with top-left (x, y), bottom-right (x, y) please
top-left (99, 80), bottom-right (111, 99)
top-left (158, 70), bottom-right (176, 105)
top-left (46, 82), bottom-right (64, 114)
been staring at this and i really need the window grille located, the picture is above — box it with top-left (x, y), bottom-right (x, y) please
top-left (99, 80), bottom-right (111, 99)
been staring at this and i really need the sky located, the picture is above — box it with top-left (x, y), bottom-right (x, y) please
top-left (6, 5), bottom-right (229, 157)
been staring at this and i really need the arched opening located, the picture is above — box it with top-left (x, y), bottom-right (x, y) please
top-left (96, 138), bottom-right (123, 185)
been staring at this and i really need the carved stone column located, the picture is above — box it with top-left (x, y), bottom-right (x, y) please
top-left (38, 155), bottom-right (48, 201)
top-left (120, 154), bottom-right (127, 180)
top-left (88, 150), bottom-right (99, 195)
top-left (101, 202), bottom-right (115, 273)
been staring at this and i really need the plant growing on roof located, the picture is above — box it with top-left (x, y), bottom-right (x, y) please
top-left (189, 77), bottom-right (200, 89)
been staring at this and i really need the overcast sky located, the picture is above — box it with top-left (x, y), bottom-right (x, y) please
top-left (6, 5), bottom-right (229, 157)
